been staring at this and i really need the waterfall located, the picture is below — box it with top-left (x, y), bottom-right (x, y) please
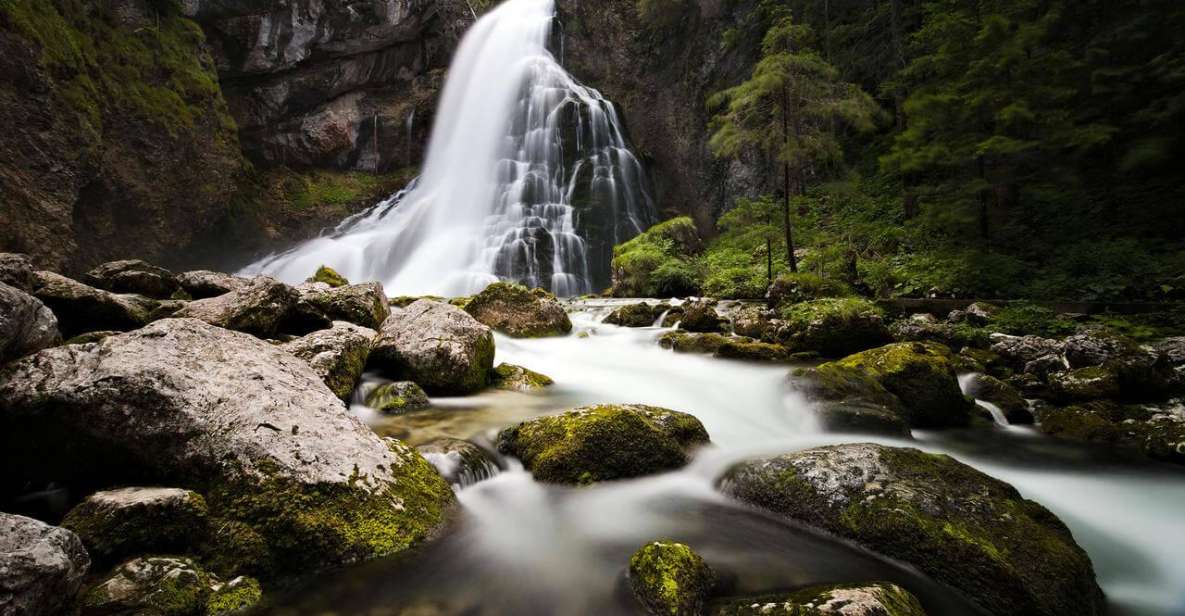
top-left (242, 0), bottom-right (654, 297)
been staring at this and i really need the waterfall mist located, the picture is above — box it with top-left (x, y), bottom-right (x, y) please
top-left (242, 0), bottom-right (654, 297)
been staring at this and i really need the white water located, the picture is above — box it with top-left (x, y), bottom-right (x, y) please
top-left (243, 0), bottom-right (653, 296)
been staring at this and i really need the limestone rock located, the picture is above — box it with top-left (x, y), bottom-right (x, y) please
top-left (62, 487), bottom-right (209, 566)
top-left (0, 253), bottom-right (36, 291)
top-left (176, 271), bottom-right (249, 299)
top-left (33, 271), bottom-right (155, 338)
top-left (291, 281), bottom-right (391, 330)
top-left (0, 281), bottom-right (61, 364)
top-left (679, 300), bottom-right (725, 333)
top-left (490, 363), bottom-right (554, 392)
top-left (371, 300), bottom-right (495, 395)
top-left (173, 276), bottom-right (297, 338)
top-left (0, 513), bottom-right (90, 616)
top-left (604, 302), bottom-right (666, 327)
top-left (464, 282), bottom-right (572, 337)
top-left (825, 342), bottom-right (973, 428)
top-left (365, 381), bottom-right (431, 414)
top-left (281, 321), bottom-right (376, 399)
top-left (83, 259), bottom-right (181, 299)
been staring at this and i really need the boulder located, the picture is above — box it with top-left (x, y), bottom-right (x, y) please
top-left (64, 330), bottom-right (120, 345)
top-left (364, 381), bottom-right (431, 414)
top-left (888, 317), bottom-right (988, 352)
top-left (308, 265), bottom-right (349, 288)
top-left (963, 301), bottom-right (1000, 326)
top-left (371, 300), bottom-right (495, 395)
top-left (679, 300), bottom-right (725, 333)
top-left (62, 487), bottom-right (208, 566)
top-left (0, 318), bottom-right (456, 575)
top-left (81, 556), bottom-right (211, 616)
top-left (0, 513), bottom-right (90, 616)
top-left (791, 364), bottom-right (912, 437)
top-left (173, 276), bottom-right (299, 338)
top-left (0, 253), bottom-right (36, 291)
top-left (989, 334), bottom-right (1064, 370)
top-left (1155, 337), bottom-right (1185, 367)
top-left (1024, 353), bottom-right (1068, 378)
top-left (176, 270), bottom-right (249, 299)
top-left (776, 298), bottom-right (889, 357)
top-left (33, 271), bottom-right (155, 337)
top-left (628, 540), bottom-right (714, 616)
top-left (291, 281), bottom-right (391, 330)
top-left (281, 321), bottom-right (376, 399)
top-left (1063, 333), bottom-right (1133, 369)
top-left (0, 281), bottom-right (61, 364)
top-left (1035, 400), bottom-right (1185, 465)
top-left (1049, 366), bottom-right (1122, 402)
top-left (709, 582), bottom-right (926, 616)
top-left (207, 575), bottom-right (263, 615)
top-left (658, 331), bottom-right (730, 354)
top-left (417, 439), bottom-right (501, 488)
top-left (721, 444), bottom-right (1104, 616)
top-left (963, 373), bottom-right (1031, 423)
top-left (826, 342), bottom-right (973, 428)
top-left (490, 363), bottom-right (555, 392)
top-left (497, 404), bottom-right (710, 484)
top-left (604, 302), bottom-right (666, 327)
top-left (731, 305), bottom-right (777, 340)
top-left (715, 339), bottom-right (789, 363)
top-left (464, 282), bottom-right (572, 337)
top-left (83, 259), bottom-right (181, 299)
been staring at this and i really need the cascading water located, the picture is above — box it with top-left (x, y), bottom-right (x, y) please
top-left (242, 0), bottom-right (654, 296)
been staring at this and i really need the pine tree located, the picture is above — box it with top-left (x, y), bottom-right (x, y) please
top-left (709, 12), bottom-right (878, 272)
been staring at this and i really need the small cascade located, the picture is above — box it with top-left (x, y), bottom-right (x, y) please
top-left (959, 373), bottom-right (1011, 426)
top-left (242, 0), bottom-right (654, 297)
top-left (404, 109), bottom-right (415, 167)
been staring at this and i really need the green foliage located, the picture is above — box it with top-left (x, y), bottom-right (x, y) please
top-left (700, 196), bottom-right (787, 299)
top-left (990, 302), bottom-right (1077, 338)
top-left (611, 217), bottom-right (702, 297)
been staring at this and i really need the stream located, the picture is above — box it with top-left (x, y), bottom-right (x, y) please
top-left (265, 301), bottom-right (1185, 616)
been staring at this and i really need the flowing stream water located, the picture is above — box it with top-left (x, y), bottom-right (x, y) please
top-left (243, 0), bottom-right (653, 297)
top-left (266, 303), bottom-right (1185, 616)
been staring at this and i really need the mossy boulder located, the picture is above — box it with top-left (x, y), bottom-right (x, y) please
top-left (497, 404), bottom-right (710, 484)
top-left (777, 298), bottom-right (889, 357)
top-left (1035, 400), bottom-right (1185, 465)
top-left (82, 556), bottom-right (211, 616)
top-left (604, 302), bottom-right (667, 327)
top-left (720, 444), bottom-right (1104, 616)
top-left (308, 265), bottom-right (349, 288)
top-left (792, 364), bottom-right (912, 437)
top-left (715, 339), bottom-right (790, 363)
top-left (33, 270), bottom-right (156, 337)
top-left (1048, 366), bottom-right (1122, 402)
top-left (628, 540), bottom-right (714, 616)
top-left (291, 281), bottom-right (391, 330)
top-left (730, 305), bottom-right (777, 341)
top-left (679, 300), bottom-right (725, 333)
top-left (84, 259), bottom-right (181, 299)
top-left (174, 276), bottom-right (298, 338)
top-left (658, 331), bottom-right (730, 354)
top-left (490, 363), bottom-right (554, 392)
top-left (766, 273), bottom-right (852, 307)
top-left (963, 373), bottom-right (1032, 423)
top-left (709, 582), bottom-right (926, 616)
top-left (371, 300), bottom-right (495, 395)
top-left (206, 576), bottom-right (262, 615)
top-left (610, 217), bottom-right (703, 298)
top-left (62, 487), bottom-right (209, 566)
top-left (365, 381), bottom-right (431, 414)
top-left (280, 321), bottom-right (376, 399)
top-left (889, 315), bottom-right (989, 352)
top-left (828, 342), bottom-right (973, 428)
top-left (464, 282), bottom-right (572, 337)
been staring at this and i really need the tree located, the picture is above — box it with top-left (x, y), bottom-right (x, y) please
top-left (709, 13), bottom-right (878, 272)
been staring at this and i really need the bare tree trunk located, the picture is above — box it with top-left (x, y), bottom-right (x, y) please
top-left (781, 87), bottom-right (798, 273)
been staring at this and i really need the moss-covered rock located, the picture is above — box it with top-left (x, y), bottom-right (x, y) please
top-left (963, 373), bottom-right (1031, 423)
top-left (176, 271), bottom-right (249, 300)
top-left (766, 273), bottom-right (852, 308)
top-left (889, 315), bottom-right (989, 352)
top-left (628, 540), bottom-right (714, 616)
top-left (365, 381), bottom-right (431, 414)
top-left (792, 364), bottom-right (912, 437)
top-left (720, 444), bottom-right (1104, 616)
top-left (709, 582), bottom-right (926, 616)
top-left (610, 217), bottom-right (703, 298)
top-left (1035, 400), bottom-right (1185, 465)
top-left (777, 298), bottom-right (889, 357)
top-left (371, 299), bottom-right (495, 395)
top-left (62, 487), bottom-right (208, 566)
top-left (173, 276), bottom-right (297, 338)
top-left (679, 300), bottom-right (725, 333)
top-left (730, 305), bottom-right (777, 341)
top-left (1048, 366), bottom-right (1122, 402)
top-left (291, 281), bottom-right (391, 330)
top-left (308, 265), bottom-right (349, 288)
top-left (604, 302), bottom-right (667, 327)
top-left (464, 282), bottom-right (572, 337)
top-left (715, 339), bottom-right (790, 363)
top-left (82, 556), bottom-right (212, 616)
top-left (497, 404), bottom-right (710, 484)
top-left (206, 576), bottom-right (262, 615)
top-left (828, 342), bottom-right (973, 428)
top-left (84, 259), bottom-right (182, 299)
top-left (33, 270), bottom-right (156, 338)
top-left (490, 363), bottom-right (555, 392)
top-left (658, 331), bottom-right (730, 354)
top-left (280, 321), bottom-right (376, 400)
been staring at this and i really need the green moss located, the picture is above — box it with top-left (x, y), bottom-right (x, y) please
top-left (199, 518), bottom-right (272, 579)
top-left (628, 540), bottom-right (713, 616)
top-left (464, 282), bottom-right (572, 337)
top-left (715, 339), bottom-right (790, 362)
top-left (778, 298), bottom-right (889, 357)
top-left (767, 272), bottom-right (854, 307)
top-left (206, 577), bottom-right (262, 615)
top-left (709, 582), bottom-right (926, 616)
top-left (365, 381), bottom-right (430, 414)
top-left (491, 363), bottom-right (554, 391)
top-left (658, 331), bottom-right (730, 354)
top-left (61, 489), bottom-right (209, 566)
top-left (829, 342), bottom-right (972, 427)
top-left (990, 302), bottom-right (1077, 338)
top-left (611, 217), bottom-right (703, 297)
top-left (309, 266), bottom-right (349, 288)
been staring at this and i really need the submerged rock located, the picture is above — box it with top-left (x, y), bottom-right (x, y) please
top-left (827, 342), bottom-right (973, 428)
top-left (604, 302), bottom-right (666, 327)
top-left (497, 404), bottom-right (710, 484)
top-left (715, 338), bottom-right (789, 362)
top-left (62, 487), bottom-right (209, 566)
top-left (776, 298), bottom-right (889, 357)
top-left (33, 270), bottom-right (155, 337)
top-left (720, 444), bottom-right (1104, 616)
top-left (281, 321), bottom-right (376, 399)
top-left (464, 282), bottom-right (572, 337)
top-left (628, 540), bottom-right (714, 616)
top-left (490, 363), bottom-right (554, 391)
top-left (81, 556), bottom-right (212, 616)
top-left (0, 513), bottom-right (90, 616)
top-left (679, 300), bottom-right (725, 333)
top-left (1035, 400), bottom-right (1185, 465)
top-left (417, 438), bottom-right (502, 488)
top-left (709, 582), bottom-right (927, 616)
top-left (0, 318), bottom-right (456, 575)
top-left (176, 270), bottom-right (249, 299)
top-left (0, 281), bottom-right (61, 364)
top-left (365, 381), bottom-right (431, 414)
top-left (371, 299), bottom-right (495, 395)
top-left (83, 259), bottom-right (181, 299)
top-left (291, 281), bottom-right (391, 330)
top-left (174, 276), bottom-right (298, 338)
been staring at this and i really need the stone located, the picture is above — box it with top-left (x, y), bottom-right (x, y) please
top-left (604, 302), bottom-right (667, 327)
top-left (791, 364), bottom-right (912, 437)
top-left (490, 363), bottom-right (555, 392)
top-left (1063, 333), bottom-right (1133, 369)
top-left (888, 318), bottom-right (988, 352)
top-left (963, 373), bottom-right (1031, 423)
top-left (371, 300), bottom-right (495, 395)
top-left (173, 276), bottom-right (297, 338)
top-left (0, 513), bottom-right (90, 616)
top-left (83, 259), bottom-right (181, 299)
top-left (417, 439), bottom-right (501, 488)
top-left (308, 265), bottom-right (349, 288)
top-left (175, 271), bottom-right (249, 299)
top-left (776, 298), bottom-right (890, 358)
top-left (990, 334), bottom-right (1064, 370)
top-left (709, 582), bottom-right (927, 616)
top-left (281, 321), bottom-right (376, 399)
top-left (730, 305), bottom-right (777, 340)
top-left (628, 540), bottom-right (714, 616)
top-left (33, 270), bottom-right (155, 337)
top-left (0, 318), bottom-right (455, 575)
top-left (464, 282), bottom-right (572, 337)
top-left (658, 331), bottom-right (730, 354)
top-left (1024, 353), bottom-right (1069, 378)
top-left (365, 381), bottom-right (431, 414)
top-left (1035, 400), bottom-right (1185, 465)
top-left (679, 300), bottom-right (726, 333)
top-left (715, 339), bottom-right (790, 362)
top-left (964, 301), bottom-right (999, 325)
top-left (1049, 366), bottom-right (1122, 402)
top-left (0, 253), bottom-right (36, 291)
top-left (826, 342), bottom-right (973, 428)
top-left (62, 487), bottom-right (209, 566)
top-left (0, 281), bottom-right (61, 364)
top-left (291, 281), bottom-right (391, 330)
top-left (721, 444), bottom-right (1104, 616)
top-left (497, 404), bottom-right (710, 484)
top-left (81, 556), bottom-right (211, 616)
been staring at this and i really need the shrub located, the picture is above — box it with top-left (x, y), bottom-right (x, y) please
top-left (610, 217), bottom-right (703, 297)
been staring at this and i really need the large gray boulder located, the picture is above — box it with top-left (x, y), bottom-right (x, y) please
top-left (990, 334), bottom-right (1065, 371)
top-left (280, 321), bottom-right (376, 399)
top-left (0, 318), bottom-right (455, 575)
top-left (721, 444), bottom-right (1104, 616)
top-left (32, 271), bottom-right (155, 338)
top-left (173, 276), bottom-right (298, 338)
top-left (175, 270), bottom-right (249, 299)
top-left (463, 282), bottom-right (571, 338)
top-left (0, 513), bottom-right (90, 616)
top-left (83, 259), bottom-right (181, 299)
top-left (62, 487), bottom-right (209, 566)
top-left (371, 300), bottom-right (495, 395)
top-left (0, 281), bottom-right (61, 364)
top-left (291, 281), bottom-right (391, 330)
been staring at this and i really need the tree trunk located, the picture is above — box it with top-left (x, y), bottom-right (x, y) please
top-left (781, 87), bottom-right (798, 273)
top-left (977, 156), bottom-right (990, 243)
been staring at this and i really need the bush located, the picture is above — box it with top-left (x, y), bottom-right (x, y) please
top-left (990, 302), bottom-right (1077, 338)
top-left (610, 217), bottom-right (702, 297)
top-left (767, 272), bottom-right (853, 307)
